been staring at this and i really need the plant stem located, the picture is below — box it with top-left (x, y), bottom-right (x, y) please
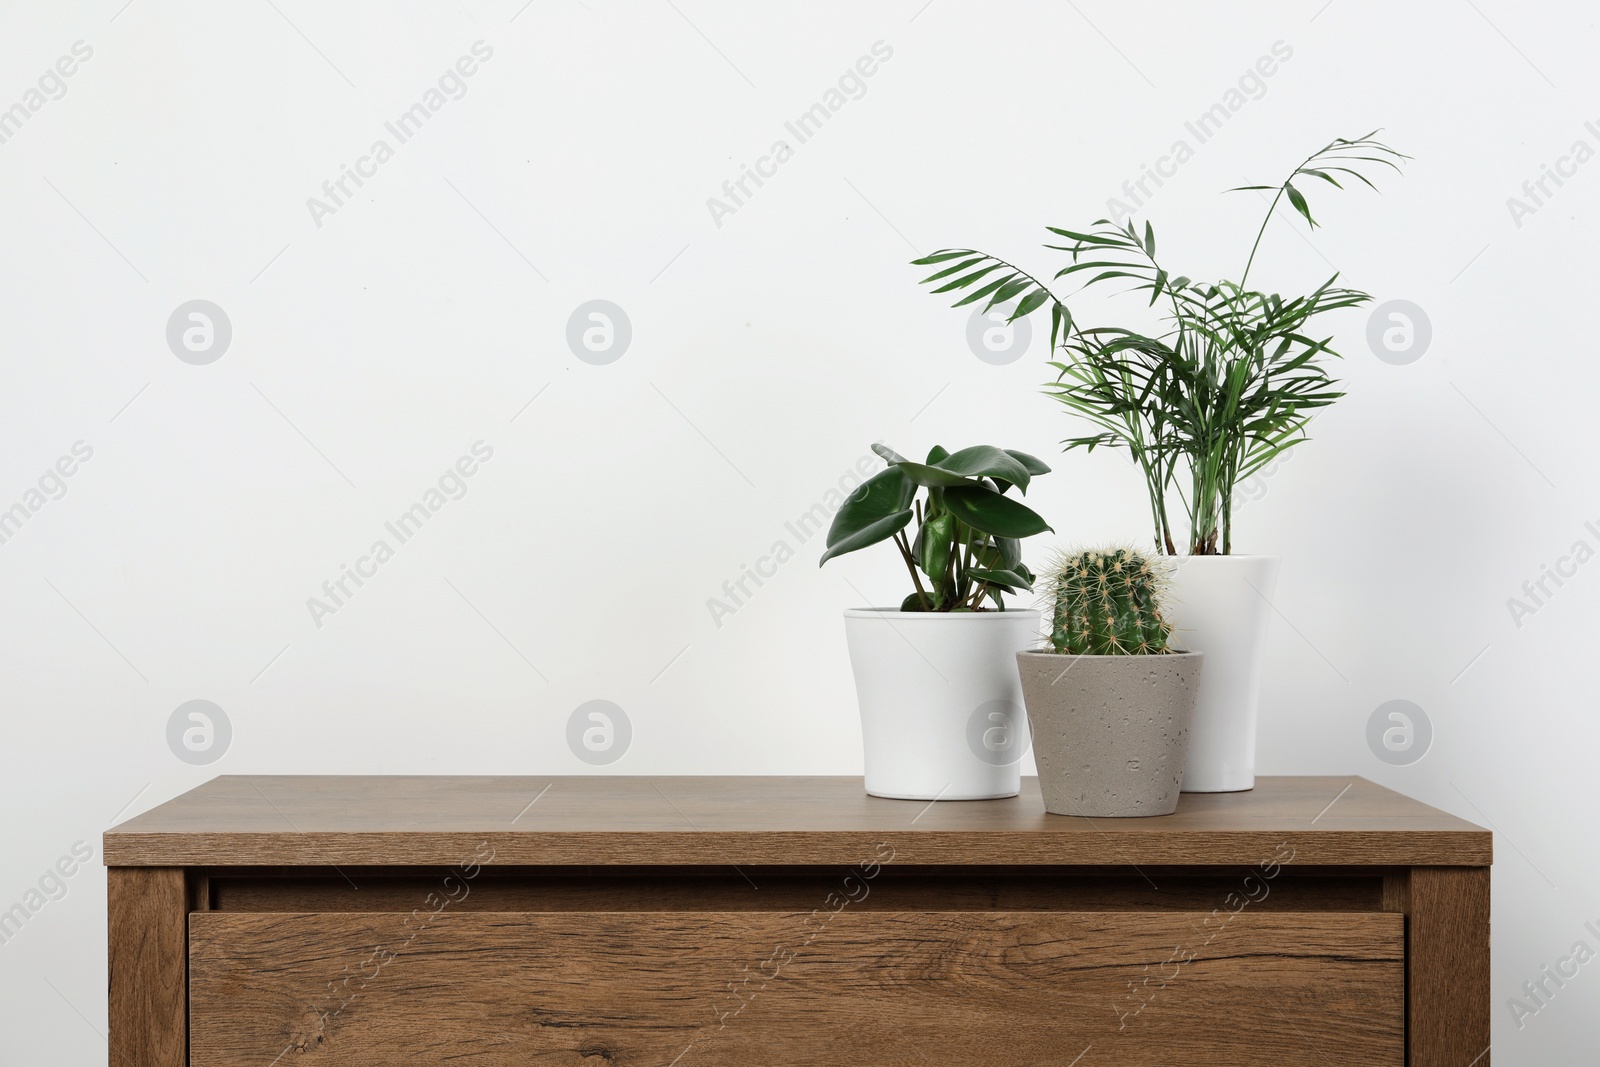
top-left (954, 525), bottom-right (971, 603)
top-left (1240, 144), bottom-right (1323, 287)
top-left (894, 531), bottom-right (932, 610)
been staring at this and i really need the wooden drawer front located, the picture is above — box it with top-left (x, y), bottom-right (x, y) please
top-left (189, 910), bottom-right (1404, 1066)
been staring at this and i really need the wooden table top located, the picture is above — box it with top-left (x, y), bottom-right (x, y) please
top-left (102, 775), bottom-right (1490, 868)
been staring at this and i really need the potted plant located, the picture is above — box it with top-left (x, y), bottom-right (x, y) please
top-left (1017, 547), bottom-right (1202, 817)
top-left (912, 133), bottom-right (1405, 792)
top-left (820, 442), bottom-right (1053, 800)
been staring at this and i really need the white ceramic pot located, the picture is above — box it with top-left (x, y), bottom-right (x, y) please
top-left (1163, 555), bottom-right (1281, 793)
top-left (844, 608), bottom-right (1040, 800)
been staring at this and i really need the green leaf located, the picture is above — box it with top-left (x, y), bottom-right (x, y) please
top-left (925, 445), bottom-right (950, 464)
top-left (871, 443), bottom-right (908, 465)
top-left (822, 466), bottom-right (915, 556)
top-left (1045, 226), bottom-right (1106, 242)
top-left (910, 249), bottom-right (975, 265)
top-left (1011, 290), bottom-right (1049, 321)
top-left (818, 509), bottom-right (913, 565)
top-left (1284, 182), bottom-right (1316, 228)
top-left (918, 256), bottom-right (983, 283)
top-left (941, 485), bottom-right (1052, 539)
top-left (951, 274), bottom-right (1015, 308)
top-left (1150, 268), bottom-right (1167, 306)
top-left (919, 513), bottom-right (954, 585)
top-left (892, 461), bottom-right (979, 489)
top-left (1002, 451), bottom-right (1050, 475)
top-left (987, 276), bottom-right (1033, 310)
top-left (966, 566), bottom-right (1032, 591)
top-left (931, 263), bottom-right (1007, 293)
top-left (1051, 302), bottom-right (1074, 352)
top-left (934, 445), bottom-right (1033, 492)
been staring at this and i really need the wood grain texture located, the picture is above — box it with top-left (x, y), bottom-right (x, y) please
top-left (107, 867), bottom-right (187, 1067)
top-left (189, 909), bottom-right (1405, 1066)
top-left (103, 775), bottom-right (1492, 867)
top-left (1406, 867), bottom-right (1492, 1067)
top-left (208, 870), bottom-right (1385, 913)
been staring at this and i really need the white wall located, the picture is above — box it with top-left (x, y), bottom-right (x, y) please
top-left (1, 0), bottom-right (1593, 1059)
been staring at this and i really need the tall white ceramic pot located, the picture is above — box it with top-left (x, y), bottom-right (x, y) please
top-left (844, 608), bottom-right (1040, 801)
top-left (1164, 555), bottom-right (1280, 793)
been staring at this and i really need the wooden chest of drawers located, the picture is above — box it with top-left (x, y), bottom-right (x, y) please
top-left (104, 775), bottom-right (1490, 1065)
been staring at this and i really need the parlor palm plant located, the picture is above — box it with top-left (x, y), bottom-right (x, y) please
top-left (912, 133), bottom-right (1406, 555)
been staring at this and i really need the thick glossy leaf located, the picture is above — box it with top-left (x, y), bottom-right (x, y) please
top-left (942, 485), bottom-right (1052, 539)
top-left (823, 467), bottom-right (914, 551)
top-left (925, 445), bottom-right (950, 464)
top-left (993, 536), bottom-right (1023, 569)
top-left (919, 513), bottom-right (954, 585)
top-left (1003, 450), bottom-right (1052, 476)
top-left (892, 461), bottom-right (980, 490)
top-left (871, 442), bottom-right (909, 465)
top-left (817, 509), bottom-right (913, 565)
top-left (935, 446), bottom-right (1033, 492)
top-left (966, 566), bottom-right (1032, 592)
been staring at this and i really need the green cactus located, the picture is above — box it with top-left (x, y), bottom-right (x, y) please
top-left (1046, 547), bottom-right (1175, 656)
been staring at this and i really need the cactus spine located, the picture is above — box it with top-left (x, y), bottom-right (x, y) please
top-left (1047, 547), bottom-right (1174, 655)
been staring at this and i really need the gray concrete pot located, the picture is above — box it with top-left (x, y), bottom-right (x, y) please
top-left (1016, 650), bottom-right (1203, 818)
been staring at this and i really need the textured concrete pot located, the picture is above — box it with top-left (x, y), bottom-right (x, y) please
top-left (1016, 650), bottom-right (1203, 818)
